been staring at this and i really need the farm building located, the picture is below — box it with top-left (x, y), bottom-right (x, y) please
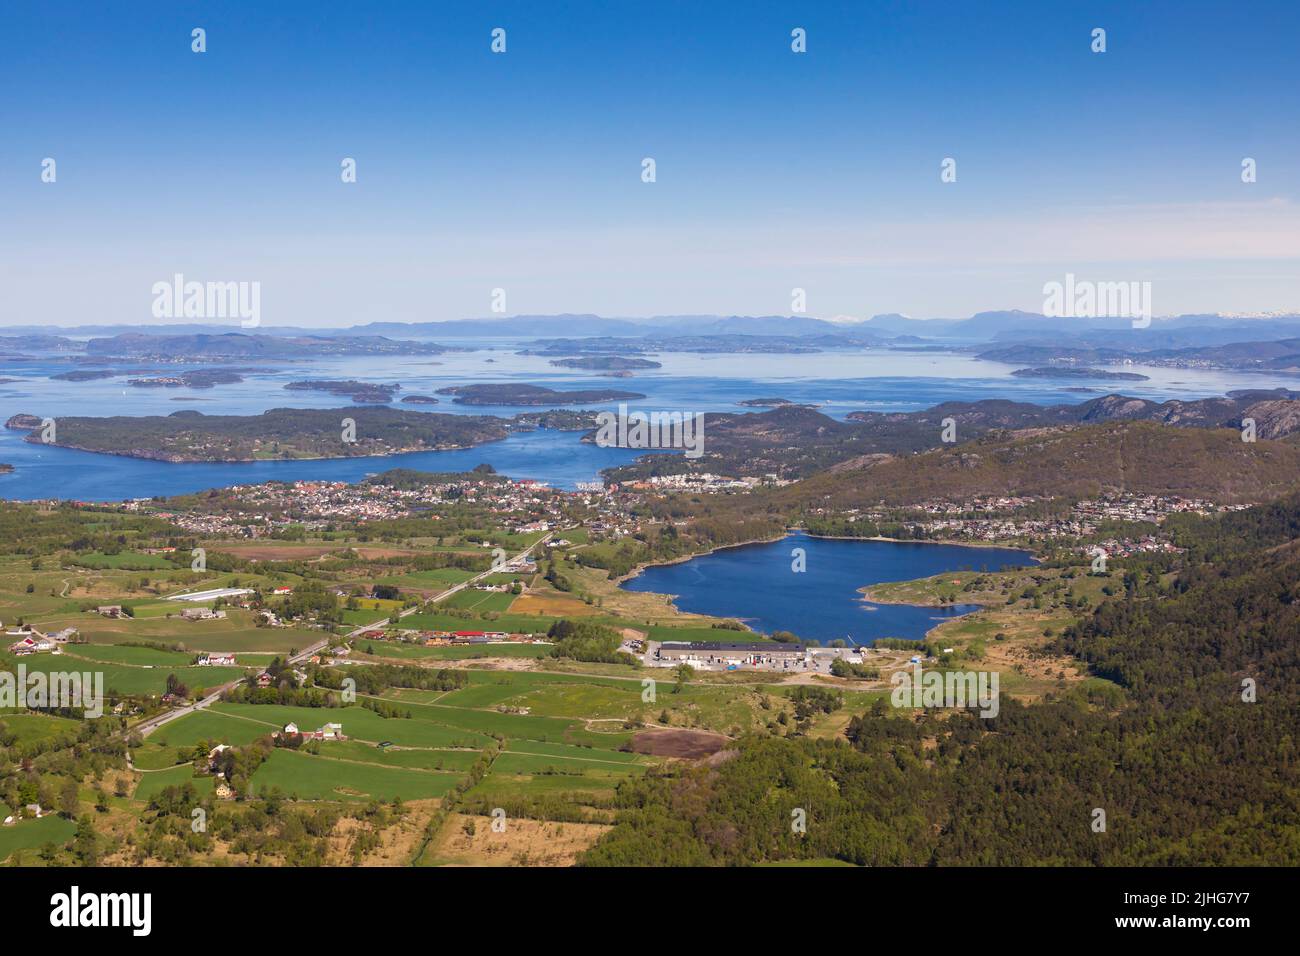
top-left (196, 652), bottom-right (237, 666)
top-left (655, 641), bottom-right (807, 664)
top-left (181, 607), bottom-right (227, 621)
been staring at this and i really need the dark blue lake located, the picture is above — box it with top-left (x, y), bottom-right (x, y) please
top-left (621, 531), bottom-right (1037, 645)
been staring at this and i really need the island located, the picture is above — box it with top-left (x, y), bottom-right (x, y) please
top-left (399, 395), bottom-right (440, 405)
top-left (51, 370), bottom-right (118, 382)
top-left (513, 409), bottom-right (602, 430)
top-left (1010, 367), bottom-right (1150, 381)
top-left (5, 413), bottom-right (43, 430)
top-left (737, 397), bottom-right (817, 408)
top-left (434, 384), bottom-right (644, 405)
top-left (128, 369), bottom-right (247, 389)
top-left (285, 380), bottom-right (399, 403)
top-left (9, 406), bottom-right (511, 462)
top-left (547, 356), bottom-right (662, 371)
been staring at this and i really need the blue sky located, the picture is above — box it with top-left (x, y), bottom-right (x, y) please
top-left (2, 0), bottom-right (1298, 326)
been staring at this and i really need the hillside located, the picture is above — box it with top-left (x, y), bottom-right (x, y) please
top-left (603, 391), bottom-right (1300, 481)
top-left (788, 422), bottom-right (1300, 507)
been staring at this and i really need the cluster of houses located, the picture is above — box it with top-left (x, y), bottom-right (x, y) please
top-left (195, 652), bottom-right (237, 666)
top-left (650, 639), bottom-right (876, 674)
top-left (1088, 535), bottom-right (1182, 559)
top-left (143, 475), bottom-right (584, 533)
top-left (370, 628), bottom-right (550, 646)
top-left (178, 607), bottom-right (226, 621)
top-left (254, 667), bottom-right (309, 688)
top-left (6, 625), bottom-right (78, 655)
top-left (276, 721), bottom-right (345, 742)
top-left (625, 473), bottom-right (770, 492)
top-left (821, 492), bottom-right (1243, 546)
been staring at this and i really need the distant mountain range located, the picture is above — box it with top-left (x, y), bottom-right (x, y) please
top-left (6, 310), bottom-right (1300, 355)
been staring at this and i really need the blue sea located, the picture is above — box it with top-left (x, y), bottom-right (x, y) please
top-left (2, 339), bottom-right (1296, 500)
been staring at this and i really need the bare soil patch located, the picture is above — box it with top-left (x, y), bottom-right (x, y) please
top-left (630, 728), bottom-right (730, 758)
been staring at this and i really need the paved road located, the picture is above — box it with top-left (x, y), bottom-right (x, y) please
top-left (132, 533), bottom-right (553, 738)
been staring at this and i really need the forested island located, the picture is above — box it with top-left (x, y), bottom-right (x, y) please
top-left (129, 369), bottom-right (248, 389)
top-left (548, 356), bottom-right (662, 371)
top-left (286, 380), bottom-right (400, 402)
top-left (435, 383), bottom-right (644, 405)
top-left (51, 370), bottom-right (118, 381)
top-left (9, 406), bottom-right (512, 461)
top-left (737, 397), bottom-right (816, 407)
top-left (1011, 367), bottom-right (1150, 381)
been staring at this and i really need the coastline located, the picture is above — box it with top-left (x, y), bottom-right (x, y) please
top-left (611, 531), bottom-right (791, 585)
top-left (804, 531), bottom-right (1044, 555)
top-left (16, 436), bottom-right (505, 465)
top-left (616, 528), bottom-right (1040, 587)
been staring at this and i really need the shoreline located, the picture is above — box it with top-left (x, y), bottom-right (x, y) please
top-left (14, 437), bottom-right (504, 465)
top-left (614, 529), bottom-right (1040, 639)
top-left (803, 531), bottom-right (1044, 556)
top-left (616, 528), bottom-right (1040, 587)
top-left (612, 531), bottom-right (791, 586)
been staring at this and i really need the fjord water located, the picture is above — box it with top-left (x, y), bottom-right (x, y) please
top-left (621, 531), bottom-right (1036, 645)
top-left (3, 342), bottom-right (1297, 500)
top-left (0, 427), bottom-right (641, 501)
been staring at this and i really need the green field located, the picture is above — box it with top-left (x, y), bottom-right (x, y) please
top-left (325, 740), bottom-right (484, 772)
top-left (30, 609), bottom-right (309, 654)
top-left (370, 568), bottom-right (477, 590)
top-left (0, 712), bottom-right (80, 746)
top-left (133, 763), bottom-right (213, 802)
top-left (0, 655), bottom-right (245, 697)
top-left (442, 588), bottom-right (516, 613)
top-left (148, 709), bottom-right (277, 748)
top-left (0, 815), bottom-right (78, 863)
top-left (366, 694), bottom-right (628, 749)
top-left (359, 641), bottom-right (551, 661)
top-left (211, 703), bottom-right (495, 749)
top-left (130, 745), bottom-right (188, 770)
top-left (61, 644), bottom-right (194, 667)
top-left (491, 751), bottom-right (644, 775)
top-left (250, 748), bottom-right (463, 802)
top-left (66, 551), bottom-right (178, 570)
top-left (646, 624), bottom-right (767, 643)
top-left (466, 767), bottom-right (630, 801)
